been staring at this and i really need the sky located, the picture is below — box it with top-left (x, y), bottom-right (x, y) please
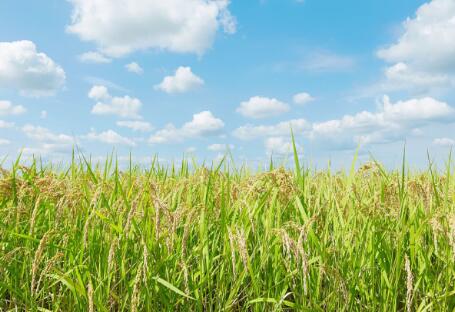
top-left (1, 0), bottom-right (455, 169)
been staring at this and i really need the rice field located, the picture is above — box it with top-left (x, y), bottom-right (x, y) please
top-left (1, 148), bottom-right (455, 311)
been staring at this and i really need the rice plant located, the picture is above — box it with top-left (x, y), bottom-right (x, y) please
top-left (1, 148), bottom-right (455, 311)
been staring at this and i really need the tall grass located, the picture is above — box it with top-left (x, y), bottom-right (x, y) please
top-left (0, 150), bottom-right (455, 311)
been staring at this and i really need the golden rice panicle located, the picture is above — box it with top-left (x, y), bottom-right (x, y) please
top-left (131, 264), bottom-right (143, 312)
top-left (31, 231), bottom-right (52, 295)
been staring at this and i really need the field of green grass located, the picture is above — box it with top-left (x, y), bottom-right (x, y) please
top-left (1, 149), bottom-right (455, 311)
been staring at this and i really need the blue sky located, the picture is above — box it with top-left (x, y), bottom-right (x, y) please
top-left (1, 0), bottom-right (455, 168)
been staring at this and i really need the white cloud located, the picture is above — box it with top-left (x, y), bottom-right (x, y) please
top-left (79, 51), bottom-right (111, 63)
top-left (125, 62), bottom-right (144, 74)
top-left (89, 85), bottom-right (142, 119)
top-left (236, 96), bottom-right (289, 119)
top-left (233, 118), bottom-right (310, 140)
top-left (0, 139), bottom-right (10, 145)
top-left (22, 124), bottom-right (74, 144)
top-left (208, 143), bottom-right (234, 151)
top-left (40, 110), bottom-right (48, 119)
top-left (377, 0), bottom-right (455, 90)
top-left (0, 120), bottom-right (14, 128)
top-left (86, 129), bottom-right (136, 146)
top-left (265, 137), bottom-right (302, 155)
top-left (67, 0), bottom-right (236, 57)
top-left (116, 120), bottom-right (153, 132)
top-left (0, 41), bottom-right (65, 96)
top-left (88, 85), bottom-right (110, 100)
top-left (293, 92), bottom-right (314, 105)
top-left (149, 111), bottom-right (224, 144)
top-left (433, 137), bottom-right (455, 146)
top-left (382, 62), bottom-right (451, 91)
top-left (310, 95), bottom-right (454, 147)
top-left (185, 146), bottom-right (197, 153)
top-left (301, 50), bottom-right (355, 72)
top-left (21, 124), bottom-right (76, 154)
top-left (0, 100), bottom-right (26, 116)
top-left (155, 67), bottom-right (204, 94)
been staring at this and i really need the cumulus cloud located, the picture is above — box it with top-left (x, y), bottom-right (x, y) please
top-left (433, 137), bottom-right (455, 146)
top-left (67, 0), bottom-right (236, 57)
top-left (89, 85), bottom-right (142, 119)
top-left (377, 0), bottom-right (455, 90)
top-left (86, 129), bottom-right (136, 146)
top-left (293, 92), bottom-right (314, 105)
top-left (0, 139), bottom-right (10, 145)
top-left (233, 118), bottom-right (310, 140)
top-left (116, 120), bottom-right (153, 132)
top-left (21, 124), bottom-right (76, 154)
top-left (125, 62), bottom-right (144, 74)
top-left (0, 41), bottom-right (65, 96)
top-left (208, 143), bottom-right (234, 151)
top-left (310, 95), bottom-right (454, 147)
top-left (78, 51), bottom-right (111, 63)
top-left (0, 100), bottom-right (26, 116)
top-left (265, 137), bottom-right (302, 155)
top-left (155, 67), bottom-right (204, 94)
top-left (236, 96), bottom-right (290, 119)
top-left (149, 111), bottom-right (224, 144)
top-left (0, 120), bottom-right (14, 128)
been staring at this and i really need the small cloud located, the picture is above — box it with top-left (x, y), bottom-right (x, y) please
top-left (125, 62), bottom-right (144, 74)
top-left (300, 50), bottom-right (355, 72)
top-left (116, 120), bottom-right (153, 132)
top-left (0, 120), bottom-right (14, 128)
top-left (185, 146), bottom-right (197, 153)
top-left (155, 67), bottom-right (204, 94)
top-left (40, 110), bottom-right (48, 119)
top-left (149, 111), bottom-right (224, 144)
top-left (78, 51), bottom-right (112, 64)
top-left (208, 143), bottom-right (234, 152)
top-left (86, 129), bottom-right (136, 146)
top-left (236, 96), bottom-right (289, 119)
top-left (293, 92), bottom-right (314, 105)
top-left (0, 100), bottom-right (26, 116)
top-left (433, 137), bottom-right (455, 147)
top-left (0, 138), bottom-right (10, 145)
top-left (265, 137), bottom-right (302, 155)
top-left (89, 85), bottom-right (142, 119)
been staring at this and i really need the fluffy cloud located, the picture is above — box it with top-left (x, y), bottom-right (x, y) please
top-left (116, 120), bottom-right (153, 132)
top-left (233, 118), bottom-right (310, 140)
top-left (67, 0), bottom-right (236, 57)
top-left (0, 139), bottom-right (10, 145)
top-left (0, 120), bottom-right (14, 128)
top-left (293, 92), bottom-right (314, 105)
top-left (21, 124), bottom-right (76, 154)
top-left (78, 51), bottom-right (111, 64)
top-left (0, 100), bottom-right (26, 116)
top-left (208, 143), bottom-right (234, 151)
top-left (433, 137), bottom-right (455, 146)
top-left (149, 111), bottom-right (224, 144)
top-left (377, 0), bottom-right (455, 90)
top-left (125, 62), bottom-right (144, 74)
top-left (300, 50), bottom-right (355, 72)
top-left (0, 41), bottom-right (65, 96)
top-left (86, 129), bottom-right (136, 146)
top-left (236, 96), bottom-right (290, 119)
top-left (89, 85), bottom-right (142, 119)
top-left (310, 96), bottom-right (454, 147)
top-left (155, 67), bottom-right (204, 94)
top-left (265, 137), bottom-right (302, 155)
